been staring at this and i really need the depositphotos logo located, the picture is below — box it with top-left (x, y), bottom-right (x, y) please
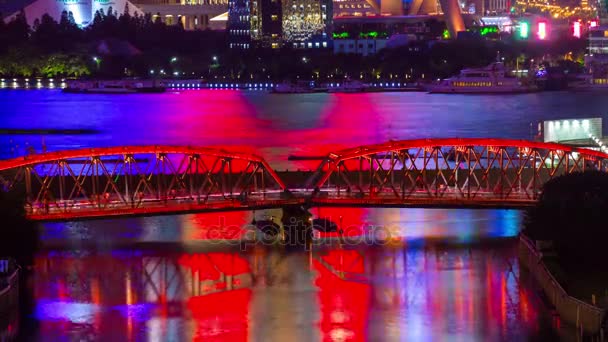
top-left (197, 217), bottom-right (398, 250)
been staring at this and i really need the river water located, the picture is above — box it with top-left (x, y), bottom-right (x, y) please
top-left (2, 89), bottom-right (602, 341)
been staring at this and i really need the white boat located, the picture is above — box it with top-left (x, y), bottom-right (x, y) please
top-left (428, 62), bottom-right (536, 94)
top-left (328, 80), bottom-right (369, 93)
top-left (569, 74), bottom-right (608, 90)
top-left (64, 79), bottom-right (165, 94)
top-left (272, 80), bottom-right (315, 93)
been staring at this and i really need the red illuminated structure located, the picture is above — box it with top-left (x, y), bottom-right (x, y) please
top-left (307, 138), bottom-right (608, 208)
top-left (1, 139), bottom-right (607, 220)
top-left (573, 21), bottom-right (581, 38)
top-left (537, 21), bottom-right (547, 40)
top-left (0, 146), bottom-right (289, 220)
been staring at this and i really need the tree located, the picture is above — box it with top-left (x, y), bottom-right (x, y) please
top-left (524, 171), bottom-right (608, 269)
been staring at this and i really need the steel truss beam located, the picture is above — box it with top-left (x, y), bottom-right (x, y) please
top-left (0, 146), bottom-right (287, 219)
top-left (310, 138), bottom-right (608, 206)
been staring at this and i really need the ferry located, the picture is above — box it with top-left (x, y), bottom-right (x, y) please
top-left (327, 80), bottom-right (369, 93)
top-left (64, 79), bottom-right (166, 94)
top-left (428, 62), bottom-right (536, 94)
top-left (272, 80), bottom-right (317, 93)
top-left (569, 74), bottom-right (608, 90)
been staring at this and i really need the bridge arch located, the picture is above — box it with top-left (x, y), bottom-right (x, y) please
top-left (307, 138), bottom-right (608, 208)
top-left (0, 146), bottom-right (290, 220)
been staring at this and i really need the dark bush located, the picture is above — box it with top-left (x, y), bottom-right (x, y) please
top-left (524, 171), bottom-right (608, 269)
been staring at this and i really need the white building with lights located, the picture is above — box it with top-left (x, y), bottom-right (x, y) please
top-left (3, 0), bottom-right (143, 27)
top-left (2, 0), bottom-right (227, 30)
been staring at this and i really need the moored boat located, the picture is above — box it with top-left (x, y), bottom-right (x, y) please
top-left (327, 79), bottom-right (369, 93)
top-left (64, 79), bottom-right (166, 94)
top-left (272, 80), bottom-right (317, 94)
top-left (427, 62), bottom-right (536, 94)
top-left (569, 74), bottom-right (608, 90)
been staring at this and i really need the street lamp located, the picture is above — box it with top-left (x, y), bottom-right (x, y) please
top-left (170, 57), bottom-right (178, 63)
top-left (92, 57), bottom-right (101, 70)
top-left (212, 56), bottom-right (218, 62)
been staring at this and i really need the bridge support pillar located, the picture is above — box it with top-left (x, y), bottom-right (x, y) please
top-left (281, 206), bottom-right (313, 249)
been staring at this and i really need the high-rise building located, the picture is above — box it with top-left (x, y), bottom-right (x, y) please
top-left (282, 0), bottom-right (332, 48)
top-left (228, 0), bottom-right (252, 48)
top-left (229, 0), bottom-right (331, 48)
top-left (229, 0), bottom-right (282, 48)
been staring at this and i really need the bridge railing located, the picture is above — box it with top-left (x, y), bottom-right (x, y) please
top-left (0, 146), bottom-right (287, 218)
top-left (308, 139), bottom-right (608, 206)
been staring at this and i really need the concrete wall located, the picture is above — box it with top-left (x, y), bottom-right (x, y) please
top-left (519, 235), bottom-right (606, 335)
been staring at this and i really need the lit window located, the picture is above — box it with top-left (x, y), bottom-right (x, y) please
top-left (322, 42), bottom-right (327, 47)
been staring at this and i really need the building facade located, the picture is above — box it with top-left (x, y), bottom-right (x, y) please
top-left (2, 0), bottom-right (227, 30)
top-left (228, 0), bottom-right (331, 48)
top-left (3, 0), bottom-right (143, 27)
top-left (333, 38), bottom-right (387, 55)
top-left (282, 0), bottom-right (332, 47)
top-left (136, 1), bottom-right (228, 30)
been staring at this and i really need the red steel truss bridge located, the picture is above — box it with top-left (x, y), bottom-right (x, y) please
top-left (0, 146), bottom-right (294, 221)
top-left (1, 139), bottom-right (607, 220)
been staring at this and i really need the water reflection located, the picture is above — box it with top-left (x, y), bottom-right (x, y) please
top-left (39, 208), bottom-right (521, 246)
top-left (26, 208), bottom-right (559, 341)
top-left (29, 245), bottom-right (551, 341)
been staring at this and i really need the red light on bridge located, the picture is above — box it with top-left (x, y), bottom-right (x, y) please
top-left (538, 22), bottom-right (547, 40)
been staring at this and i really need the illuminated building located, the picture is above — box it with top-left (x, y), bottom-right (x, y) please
top-left (282, 0), bottom-right (333, 47)
top-left (132, 0), bottom-right (228, 30)
top-left (333, 37), bottom-right (388, 55)
top-left (228, 0), bottom-right (283, 48)
top-left (333, 0), bottom-right (380, 16)
top-left (589, 26), bottom-right (608, 55)
top-left (480, 16), bottom-right (513, 32)
top-left (2, 0), bottom-right (143, 27)
top-left (333, 16), bottom-right (431, 39)
top-left (251, 0), bottom-right (283, 47)
top-left (537, 21), bottom-right (546, 39)
top-left (486, 0), bottom-right (510, 14)
top-left (229, 0), bottom-right (332, 48)
top-left (2, 0), bottom-right (227, 30)
top-left (228, 0), bottom-right (252, 48)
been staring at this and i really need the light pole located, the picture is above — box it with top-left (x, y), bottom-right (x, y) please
top-left (92, 57), bottom-right (101, 71)
top-left (209, 56), bottom-right (218, 77)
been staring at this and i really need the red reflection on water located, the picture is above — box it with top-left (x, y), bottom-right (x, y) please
top-left (183, 211), bottom-right (252, 240)
top-left (32, 251), bottom-right (253, 340)
top-left (29, 243), bottom-right (550, 341)
top-left (160, 90), bottom-right (271, 154)
top-left (314, 249), bottom-right (370, 341)
top-left (187, 289), bottom-right (251, 342)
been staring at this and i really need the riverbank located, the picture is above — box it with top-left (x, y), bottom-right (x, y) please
top-left (518, 234), bottom-right (606, 336)
top-left (0, 259), bottom-right (19, 319)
